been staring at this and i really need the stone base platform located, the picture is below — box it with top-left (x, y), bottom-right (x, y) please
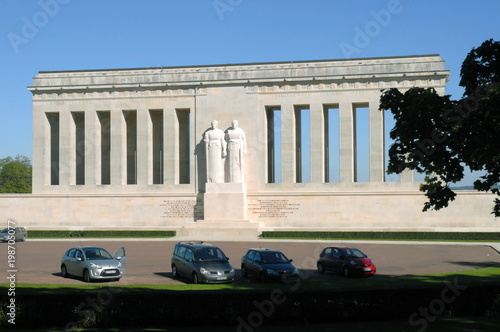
top-left (204, 183), bottom-right (247, 221)
top-left (177, 220), bottom-right (260, 241)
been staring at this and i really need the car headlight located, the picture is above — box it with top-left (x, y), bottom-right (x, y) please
top-left (230, 268), bottom-right (235, 274)
top-left (292, 268), bottom-right (299, 275)
top-left (349, 260), bottom-right (357, 265)
top-left (200, 267), bottom-right (210, 275)
top-left (90, 263), bottom-right (102, 269)
top-left (266, 269), bottom-right (279, 275)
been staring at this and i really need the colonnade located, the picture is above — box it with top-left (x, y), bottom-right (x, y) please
top-left (37, 107), bottom-right (193, 189)
top-left (30, 56), bottom-right (447, 193)
top-left (36, 99), bottom-right (414, 192)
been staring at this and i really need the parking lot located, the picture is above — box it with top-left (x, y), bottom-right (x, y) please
top-left (1, 239), bottom-right (499, 285)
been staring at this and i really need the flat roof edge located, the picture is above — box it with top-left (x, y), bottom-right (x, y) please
top-left (37, 54), bottom-right (443, 74)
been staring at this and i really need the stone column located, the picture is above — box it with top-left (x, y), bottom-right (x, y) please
top-left (164, 107), bottom-right (176, 184)
top-left (136, 107), bottom-right (149, 185)
top-left (339, 101), bottom-right (354, 182)
top-left (281, 104), bottom-right (295, 183)
top-left (310, 103), bottom-right (324, 183)
top-left (34, 108), bottom-right (48, 189)
top-left (144, 109), bottom-right (153, 185)
top-left (85, 109), bottom-right (97, 185)
top-left (60, 111), bottom-right (71, 186)
top-left (110, 108), bottom-right (124, 185)
top-left (400, 168), bottom-right (414, 182)
top-left (369, 98), bottom-right (384, 182)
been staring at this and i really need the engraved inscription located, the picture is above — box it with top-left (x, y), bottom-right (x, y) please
top-left (161, 199), bottom-right (201, 218)
top-left (248, 199), bottom-right (300, 219)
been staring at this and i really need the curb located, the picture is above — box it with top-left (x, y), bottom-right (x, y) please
top-left (23, 237), bottom-right (500, 252)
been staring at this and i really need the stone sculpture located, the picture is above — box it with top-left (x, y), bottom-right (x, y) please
top-left (225, 120), bottom-right (246, 183)
top-left (204, 120), bottom-right (226, 183)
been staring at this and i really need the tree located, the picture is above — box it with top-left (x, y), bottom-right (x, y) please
top-left (0, 155), bottom-right (32, 193)
top-left (379, 39), bottom-right (500, 216)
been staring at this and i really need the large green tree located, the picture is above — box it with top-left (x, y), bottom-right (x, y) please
top-left (0, 155), bottom-right (32, 193)
top-left (379, 39), bottom-right (500, 216)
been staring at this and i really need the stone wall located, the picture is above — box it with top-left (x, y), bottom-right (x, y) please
top-left (1, 190), bottom-right (497, 232)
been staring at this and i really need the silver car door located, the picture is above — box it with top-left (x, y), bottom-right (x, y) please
top-left (114, 247), bottom-right (127, 270)
top-left (74, 249), bottom-right (85, 276)
top-left (63, 249), bottom-right (75, 275)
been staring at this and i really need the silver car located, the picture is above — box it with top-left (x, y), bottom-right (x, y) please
top-left (0, 227), bottom-right (27, 242)
top-left (61, 246), bottom-right (126, 282)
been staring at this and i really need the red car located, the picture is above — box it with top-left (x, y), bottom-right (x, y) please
top-left (317, 247), bottom-right (376, 277)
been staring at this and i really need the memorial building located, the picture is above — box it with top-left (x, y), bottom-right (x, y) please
top-left (5, 55), bottom-right (497, 238)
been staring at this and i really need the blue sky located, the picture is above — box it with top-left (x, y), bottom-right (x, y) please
top-left (1, 0), bottom-right (499, 185)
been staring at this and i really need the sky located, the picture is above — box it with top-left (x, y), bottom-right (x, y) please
top-left (1, 0), bottom-right (499, 186)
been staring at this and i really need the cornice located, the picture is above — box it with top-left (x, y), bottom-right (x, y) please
top-left (28, 55), bottom-right (450, 98)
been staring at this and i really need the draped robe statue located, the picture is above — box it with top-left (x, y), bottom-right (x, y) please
top-left (204, 120), bottom-right (226, 183)
top-left (225, 120), bottom-right (246, 183)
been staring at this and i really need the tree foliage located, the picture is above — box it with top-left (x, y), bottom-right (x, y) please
top-left (0, 155), bottom-right (32, 193)
top-left (379, 39), bottom-right (500, 216)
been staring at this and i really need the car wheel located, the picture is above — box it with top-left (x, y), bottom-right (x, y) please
top-left (192, 272), bottom-right (199, 284)
top-left (83, 269), bottom-right (92, 283)
top-left (21, 235), bottom-right (27, 242)
top-left (317, 263), bottom-right (324, 274)
top-left (61, 265), bottom-right (68, 278)
top-left (343, 267), bottom-right (350, 278)
top-left (172, 265), bottom-right (178, 278)
top-left (241, 265), bottom-right (248, 277)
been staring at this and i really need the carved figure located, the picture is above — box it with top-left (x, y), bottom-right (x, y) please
top-left (225, 120), bottom-right (246, 183)
top-left (204, 120), bottom-right (226, 183)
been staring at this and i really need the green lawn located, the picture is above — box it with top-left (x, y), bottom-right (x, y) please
top-left (26, 230), bottom-right (500, 241)
top-left (27, 230), bottom-right (176, 238)
top-left (4, 266), bottom-right (500, 294)
top-left (260, 231), bottom-right (500, 242)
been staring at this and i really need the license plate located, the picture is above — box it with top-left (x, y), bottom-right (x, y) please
top-left (216, 277), bottom-right (227, 280)
top-left (105, 270), bottom-right (117, 274)
top-left (363, 268), bottom-right (372, 272)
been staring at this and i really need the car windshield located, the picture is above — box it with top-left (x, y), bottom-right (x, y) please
top-left (195, 247), bottom-right (226, 262)
top-left (84, 248), bottom-right (113, 260)
top-left (261, 252), bottom-right (289, 264)
top-left (344, 249), bottom-right (367, 258)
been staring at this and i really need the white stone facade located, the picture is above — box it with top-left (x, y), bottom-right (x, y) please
top-left (4, 55), bottom-right (497, 234)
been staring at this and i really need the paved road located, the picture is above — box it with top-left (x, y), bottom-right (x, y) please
top-left (1, 239), bottom-right (499, 285)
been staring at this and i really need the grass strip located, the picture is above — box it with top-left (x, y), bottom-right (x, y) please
top-left (27, 230), bottom-right (176, 239)
top-left (260, 231), bottom-right (500, 242)
top-left (4, 266), bottom-right (500, 294)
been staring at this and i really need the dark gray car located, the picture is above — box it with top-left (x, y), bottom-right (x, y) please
top-left (241, 248), bottom-right (299, 282)
top-left (171, 241), bottom-right (235, 284)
